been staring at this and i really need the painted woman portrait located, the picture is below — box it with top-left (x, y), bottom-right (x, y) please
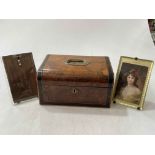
top-left (116, 69), bottom-right (142, 104)
top-left (113, 60), bottom-right (150, 108)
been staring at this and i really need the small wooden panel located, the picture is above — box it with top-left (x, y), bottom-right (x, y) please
top-left (2, 53), bottom-right (38, 103)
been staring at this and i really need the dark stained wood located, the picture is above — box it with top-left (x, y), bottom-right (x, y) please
top-left (38, 54), bottom-right (113, 107)
top-left (2, 53), bottom-right (38, 103)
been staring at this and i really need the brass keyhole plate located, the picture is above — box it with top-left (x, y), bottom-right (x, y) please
top-left (72, 88), bottom-right (78, 94)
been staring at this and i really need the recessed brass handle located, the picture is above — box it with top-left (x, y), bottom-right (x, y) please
top-left (64, 59), bottom-right (89, 66)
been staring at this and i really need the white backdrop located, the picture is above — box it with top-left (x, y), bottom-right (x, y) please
top-left (0, 19), bottom-right (155, 134)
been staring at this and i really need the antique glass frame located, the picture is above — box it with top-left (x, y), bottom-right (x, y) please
top-left (112, 56), bottom-right (154, 110)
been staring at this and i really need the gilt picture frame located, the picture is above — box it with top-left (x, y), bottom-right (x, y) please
top-left (112, 56), bottom-right (154, 110)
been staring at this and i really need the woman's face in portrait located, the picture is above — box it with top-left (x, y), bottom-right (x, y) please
top-left (127, 74), bottom-right (135, 85)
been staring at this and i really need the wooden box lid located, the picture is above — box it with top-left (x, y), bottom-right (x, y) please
top-left (38, 54), bottom-right (113, 87)
top-left (3, 52), bottom-right (38, 103)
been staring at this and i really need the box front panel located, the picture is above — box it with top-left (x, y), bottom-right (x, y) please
top-left (38, 81), bottom-right (111, 107)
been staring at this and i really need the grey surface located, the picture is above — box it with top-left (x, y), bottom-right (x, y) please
top-left (0, 19), bottom-right (155, 134)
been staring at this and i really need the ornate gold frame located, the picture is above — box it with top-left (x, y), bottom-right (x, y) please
top-left (112, 56), bottom-right (154, 110)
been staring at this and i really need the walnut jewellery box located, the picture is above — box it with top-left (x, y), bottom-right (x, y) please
top-left (37, 54), bottom-right (114, 107)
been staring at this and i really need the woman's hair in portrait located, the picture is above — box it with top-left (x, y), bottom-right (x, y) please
top-left (122, 69), bottom-right (139, 88)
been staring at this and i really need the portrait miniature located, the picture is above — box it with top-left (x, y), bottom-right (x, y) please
top-left (112, 57), bottom-right (154, 110)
